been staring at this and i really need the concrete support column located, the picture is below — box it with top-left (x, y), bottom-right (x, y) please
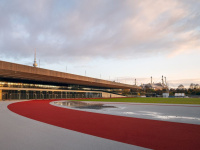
top-left (0, 90), bottom-right (2, 101)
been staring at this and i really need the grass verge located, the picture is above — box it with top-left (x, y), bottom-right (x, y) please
top-left (78, 97), bottom-right (200, 105)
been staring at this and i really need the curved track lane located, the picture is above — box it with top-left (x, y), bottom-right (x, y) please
top-left (8, 100), bottom-right (200, 150)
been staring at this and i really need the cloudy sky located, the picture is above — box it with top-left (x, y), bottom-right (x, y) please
top-left (0, 0), bottom-right (200, 88)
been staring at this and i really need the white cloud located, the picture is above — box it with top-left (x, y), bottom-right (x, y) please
top-left (0, 0), bottom-right (200, 63)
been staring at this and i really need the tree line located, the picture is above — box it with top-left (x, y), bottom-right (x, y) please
top-left (127, 88), bottom-right (200, 96)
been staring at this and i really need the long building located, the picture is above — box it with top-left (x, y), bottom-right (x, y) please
top-left (0, 60), bottom-right (139, 100)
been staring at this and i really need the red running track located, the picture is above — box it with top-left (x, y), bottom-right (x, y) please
top-left (8, 100), bottom-right (200, 150)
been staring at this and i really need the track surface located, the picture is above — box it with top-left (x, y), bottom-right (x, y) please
top-left (1, 101), bottom-right (140, 150)
top-left (8, 100), bottom-right (200, 150)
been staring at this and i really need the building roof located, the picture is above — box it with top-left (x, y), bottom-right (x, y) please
top-left (0, 60), bottom-right (139, 89)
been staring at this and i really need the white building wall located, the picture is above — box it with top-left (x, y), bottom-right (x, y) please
top-left (102, 92), bottom-right (125, 98)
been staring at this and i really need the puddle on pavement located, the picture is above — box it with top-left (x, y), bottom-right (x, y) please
top-left (54, 101), bottom-right (117, 109)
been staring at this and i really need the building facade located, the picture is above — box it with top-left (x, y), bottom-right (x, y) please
top-left (0, 60), bottom-right (138, 100)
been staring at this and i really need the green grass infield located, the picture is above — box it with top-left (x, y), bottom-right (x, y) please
top-left (78, 97), bottom-right (200, 105)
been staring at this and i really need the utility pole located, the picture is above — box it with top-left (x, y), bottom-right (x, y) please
top-left (135, 79), bottom-right (136, 85)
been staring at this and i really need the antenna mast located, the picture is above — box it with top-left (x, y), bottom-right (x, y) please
top-left (33, 49), bottom-right (38, 67)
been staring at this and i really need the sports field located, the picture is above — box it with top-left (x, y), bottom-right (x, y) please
top-left (1, 99), bottom-right (200, 150)
top-left (79, 97), bottom-right (200, 104)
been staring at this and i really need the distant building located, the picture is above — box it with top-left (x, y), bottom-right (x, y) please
top-left (140, 83), bottom-right (168, 91)
top-left (0, 60), bottom-right (139, 101)
top-left (140, 76), bottom-right (168, 91)
top-left (175, 93), bottom-right (185, 97)
top-left (163, 93), bottom-right (169, 98)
